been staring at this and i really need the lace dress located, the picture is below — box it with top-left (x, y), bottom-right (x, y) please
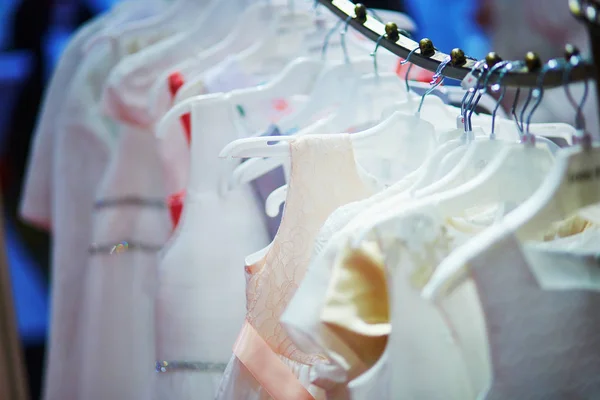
top-left (215, 135), bottom-right (372, 400)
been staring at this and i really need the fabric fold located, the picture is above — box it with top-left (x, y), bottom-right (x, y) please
top-left (233, 320), bottom-right (315, 400)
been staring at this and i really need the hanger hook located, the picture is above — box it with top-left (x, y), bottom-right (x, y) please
top-left (463, 60), bottom-right (489, 132)
top-left (370, 34), bottom-right (385, 80)
top-left (489, 63), bottom-right (514, 138)
top-left (340, 16), bottom-right (353, 64)
top-left (481, 60), bottom-right (512, 138)
top-left (509, 53), bottom-right (542, 136)
top-left (510, 88), bottom-right (524, 136)
top-left (563, 55), bottom-right (591, 144)
top-left (519, 87), bottom-right (534, 131)
top-left (321, 18), bottom-right (344, 60)
top-left (418, 56), bottom-right (451, 114)
top-left (524, 59), bottom-right (563, 138)
top-left (401, 47), bottom-right (418, 93)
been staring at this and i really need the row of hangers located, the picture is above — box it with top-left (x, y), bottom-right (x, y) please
top-left (148, 0), bottom-right (596, 222)
top-left (87, 0), bottom-right (600, 288)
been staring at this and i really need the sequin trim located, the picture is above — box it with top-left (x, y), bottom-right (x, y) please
top-left (155, 361), bottom-right (228, 373)
top-left (88, 241), bottom-right (163, 255)
top-left (94, 197), bottom-right (167, 209)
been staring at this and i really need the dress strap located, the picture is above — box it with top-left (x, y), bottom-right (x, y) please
top-left (233, 320), bottom-right (315, 400)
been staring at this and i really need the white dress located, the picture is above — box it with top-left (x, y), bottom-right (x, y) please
top-left (280, 176), bottom-right (415, 398)
top-left (22, 20), bottom-right (144, 399)
top-left (430, 227), bottom-right (600, 399)
top-left (151, 95), bottom-right (271, 400)
top-left (216, 135), bottom-right (372, 400)
top-left (76, 25), bottom-right (192, 400)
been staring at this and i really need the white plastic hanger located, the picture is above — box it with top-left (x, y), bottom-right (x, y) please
top-left (220, 101), bottom-right (437, 157)
top-left (155, 58), bottom-right (326, 141)
top-left (219, 47), bottom-right (458, 159)
top-left (173, 4), bottom-right (416, 104)
top-left (397, 61), bottom-right (489, 193)
top-left (416, 61), bottom-right (565, 199)
top-left (415, 79), bottom-right (509, 196)
top-left (407, 60), bottom-right (550, 196)
top-left (436, 141), bottom-right (555, 217)
top-left (172, 4), bottom-right (349, 103)
top-left (224, 58), bottom-right (373, 187)
top-left (224, 56), bottom-right (460, 210)
top-left (146, 2), bottom-right (294, 119)
top-left (83, 0), bottom-right (207, 55)
top-left (217, 26), bottom-right (411, 160)
top-left (260, 108), bottom-right (438, 216)
top-left (266, 185), bottom-right (288, 217)
top-left (424, 140), bottom-right (600, 300)
top-left (107, 0), bottom-right (313, 78)
top-left (430, 61), bottom-right (564, 215)
top-left (423, 58), bottom-right (600, 300)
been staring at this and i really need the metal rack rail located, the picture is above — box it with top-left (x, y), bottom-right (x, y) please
top-left (316, 0), bottom-right (598, 89)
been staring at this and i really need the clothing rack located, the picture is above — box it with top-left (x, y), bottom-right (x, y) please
top-left (316, 0), bottom-right (598, 90)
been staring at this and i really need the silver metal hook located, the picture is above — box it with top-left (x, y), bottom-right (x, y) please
top-left (511, 88), bottom-right (523, 136)
top-left (417, 56), bottom-right (451, 114)
top-left (491, 87), bottom-right (508, 139)
top-left (463, 60), bottom-right (489, 132)
top-left (483, 60), bottom-right (513, 89)
top-left (340, 16), bottom-right (353, 64)
top-left (370, 34), bottom-right (385, 80)
top-left (490, 64), bottom-right (515, 138)
top-left (321, 18), bottom-right (344, 60)
top-left (480, 60), bottom-right (512, 138)
top-left (401, 47), bottom-right (418, 93)
top-left (519, 87), bottom-right (537, 137)
top-left (525, 59), bottom-right (563, 137)
top-left (563, 56), bottom-right (591, 144)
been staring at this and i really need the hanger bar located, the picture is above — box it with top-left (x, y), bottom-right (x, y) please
top-left (317, 0), bottom-right (597, 88)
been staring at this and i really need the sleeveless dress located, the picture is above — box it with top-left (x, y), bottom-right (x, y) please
top-left (317, 205), bottom-right (481, 399)
top-left (77, 28), bottom-right (187, 400)
top-left (22, 15), bottom-right (116, 400)
top-left (432, 228), bottom-right (600, 399)
top-left (280, 176), bottom-right (415, 398)
top-left (152, 96), bottom-right (271, 399)
top-left (216, 135), bottom-right (373, 400)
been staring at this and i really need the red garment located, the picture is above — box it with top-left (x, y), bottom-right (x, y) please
top-left (167, 72), bottom-right (191, 228)
top-left (168, 72), bottom-right (192, 145)
top-left (167, 190), bottom-right (185, 229)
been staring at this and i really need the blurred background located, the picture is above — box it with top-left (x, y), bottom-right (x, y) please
top-left (0, 0), bottom-right (593, 398)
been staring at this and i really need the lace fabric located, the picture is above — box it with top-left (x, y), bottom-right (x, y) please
top-left (217, 135), bottom-right (373, 399)
top-left (245, 136), bottom-right (372, 363)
